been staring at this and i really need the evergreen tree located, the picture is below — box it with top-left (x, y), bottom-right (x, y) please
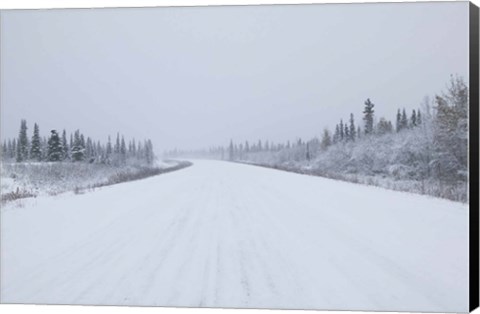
top-left (71, 130), bottom-right (85, 162)
top-left (86, 137), bottom-right (94, 161)
top-left (1, 141), bottom-right (7, 160)
top-left (417, 110), bottom-right (422, 125)
top-left (47, 130), bottom-right (63, 161)
top-left (401, 108), bottom-right (408, 130)
top-left (363, 99), bottom-right (375, 135)
top-left (305, 142), bottom-right (311, 161)
top-left (344, 124), bottom-right (350, 141)
top-left (411, 109), bottom-right (417, 127)
top-left (16, 119), bottom-right (29, 162)
top-left (120, 136), bottom-right (127, 163)
top-left (228, 140), bottom-right (234, 161)
top-left (106, 136), bottom-right (113, 161)
top-left (396, 109), bottom-right (402, 132)
top-left (11, 138), bottom-right (17, 159)
top-left (114, 133), bottom-right (120, 154)
top-left (61, 129), bottom-right (69, 160)
top-left (30, 123), bottom-right (42, 161)
top-left (321, 129), bottom-right (332, 150)
top-left (349, 113), bottom-right (356, 141)
top-left (333, 124), bottom-right (340, 143)
top-left (377, 117), bottom-right (392, 135)
top-left (144, 139), bottom-right (154, 165)
top-left (339, 119), bottom-right (344, 141)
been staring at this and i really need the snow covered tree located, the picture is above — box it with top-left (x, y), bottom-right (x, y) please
top-left (349, 113), bottom-right (356, 142)
top-left (228, 140), bottom-right (234, 161)
top-left (363, 99), bottom-right (375, 135)
top-left (339, 119), bottom-right (344, 141)
top-left (431, 76), bottom-right (468, 182)
top-left (144, 139), bottom-right (154, 165)
top-left (71, 130), bottom-right (85, 162)
top-left (377, 118), bottom-right (393, 135)
top-left (16, 119), bottom-right (29, 162)
top-left (1, 141), bottom-right (7, 160)
top-left (401, 108), bottom-right (408, 130)
top-left (333, 124), bottom-right (340, 143)
top-left (106, 136), bottom-right (113, 162)
top-left (321, 129), bottom-right (332, 150)
top-left (396, 109), bottom-right (402, 132)
top-left (120, 136), bottom-right (127, 163)
top-left (114, 133), bottom-right (120, 155)
top-left (344, 124), bottom-right (350, 141)
top-left (47, 130), bottom-right (63, 161)
top-left (30, 123), bottom-right (42, 161)
top-left (61, 129), bottom-right (69, 160)
top-left (306, 142), bottom-right (311, 161)
top-left (411, 109), bottom-right (417, 127)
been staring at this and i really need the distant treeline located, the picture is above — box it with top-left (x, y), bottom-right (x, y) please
top-left (2, 123), bottom-right (155, 166)
top-left (166, 75), bottom-right (469, 202)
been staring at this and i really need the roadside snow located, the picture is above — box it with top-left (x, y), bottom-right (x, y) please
top-left (0, 160), bottom-right (468, 312)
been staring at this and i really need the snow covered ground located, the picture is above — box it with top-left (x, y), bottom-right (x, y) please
top-left (0, 160), bottom-right (468, 312)
top-left (0, 159), bottom-right (181, 199)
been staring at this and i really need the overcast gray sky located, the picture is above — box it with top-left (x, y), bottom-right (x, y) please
top-left (0, 2), bottom-right (469, 153)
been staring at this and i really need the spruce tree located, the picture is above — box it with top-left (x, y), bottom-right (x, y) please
top-left (306, 142), bottom-right (311, 161)
top-left (11, 139), bottom-right (17, 159)
top-left (30, 123), bottom-right (42, 161)
top-left (339, 119), bottom-right (344, 141)
top-left (401, 108), bottom-right (408, 130)
top-left (1, 141), bottom-right (7, 160)
top-left (363, 99), bottom-right (375, 135)
top-left (106, 136), bottom-right (112, 161)
top-left (62, 130), bottom-right (69, 160)
top-left (321, 129), bottom-right (332, 150)
top-left (71, 130), bottom-right (85, 162)
top-left (228, 140), bottom-right (234, 161)
top-left (411, 109), bottom-right (417, 127)
top-left (47, 130), bottom-right (63, 161)
top-left (396, 109), bottom-right (402, 132)
top-left (16, 119), bottom-right (29, 162)
top-left (344, 124), bottom-right (350, 141)
top-left (349, 113), bottom-right (356, 141)
top-left (120, 136), bottom-right (127, 163)
top-left (333, 124), bottom-right (340, 143)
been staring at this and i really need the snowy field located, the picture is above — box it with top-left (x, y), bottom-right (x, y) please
top-left (0, 160), bottom-right (468, 312)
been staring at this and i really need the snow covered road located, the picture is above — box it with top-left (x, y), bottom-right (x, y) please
top-left (0, 160), bottom-right (469, 312)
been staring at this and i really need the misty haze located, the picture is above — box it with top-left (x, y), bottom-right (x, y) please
top-left (0, 2), bottom-right (471, 313)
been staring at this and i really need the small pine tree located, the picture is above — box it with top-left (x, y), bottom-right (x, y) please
top-left (339, 119), bottom-right (344, 141)
top-left (344, 124), bottom-right (350, 141)
top-left (47, 130), bottom-right (63, 161)
top-left (30, 123), bottom-right (42, 161)
top-left (349, 113), bottom-right (356, 141)
top-left (228, 140), bottom-right (234, 161)
top-left (321, 129), bottom-right (332, 150)
top-left (411, 109), bottom-right (417, 127)
top-left (396, 109), bottom-right (402, 132)
top-left (16, 119), bottom-right (29, 162)
top-left (401, 108), bottom-right (408, 130)
top-left (61, 130), bottom-right (69, 160)
top-left (120, 136), bottom-right (127, 163)
top-left (71, 130), bottom-right (85, 162)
